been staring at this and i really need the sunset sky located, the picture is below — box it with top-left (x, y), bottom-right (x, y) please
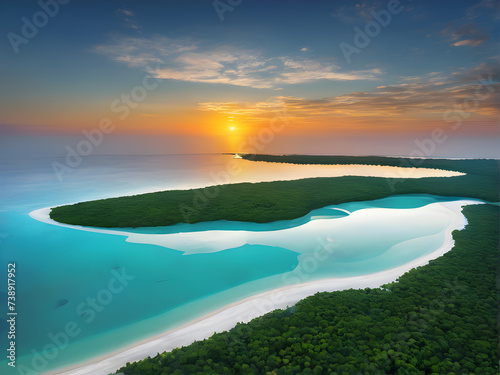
top-left (1, 0), bottom-right (498, 157)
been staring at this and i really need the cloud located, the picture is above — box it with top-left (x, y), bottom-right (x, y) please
top-left (440, 0), bottom-right (496, 48)
top-left (280, 59), bottom-right (380, 84)
top-left (451, 62), bottom-right (500, 83)
top-left (94, 36), bottom-right (381, 89)
top-left (117, 9), bottom-right (133, 17)
top-left (116, 9), bottom-right (141, 31)
top-left (198, 65), bottom-right (499, 121)
top-left (300, 47), bottom-right (308, 52)
top-left (452, 37), bottom-right (489, 47)
top-left (464, 0), bottom-right (497, 20)
top-left (93, 36), bottom-right (196, 67)
top-left (198, 97), bottom-right (287, 116)
top-left (441, 21), bottom-right (490, 47)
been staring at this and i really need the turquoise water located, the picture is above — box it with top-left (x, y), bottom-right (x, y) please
top-left (0, 154), bottom-right (474, 374)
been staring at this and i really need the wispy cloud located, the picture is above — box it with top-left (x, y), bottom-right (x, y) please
top-left (439, 0), bottom-right (496, 49)
top-left (464, 0), bottom-right (497, 20)
top-left (93, 35), bottom-right (195, 67)
top-left (280, 58), bottom-right (380, 84)
top-left (93, 36), bottom-right (381, 89)
top-left (198, 97), bottom-right (287, 117)
top-left (452, 38), bottom-right (488, 47)
top-left (116, 9), bottom-right (141, 31)
top-left (442, 22), bottom-right (490, 47)
top-left (199, 64), bottom-right (499, 121)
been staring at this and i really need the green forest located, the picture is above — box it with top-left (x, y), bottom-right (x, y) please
top-left (117, 204), bottom-right (499, 374)
top-left (50, 156), bottom-right (498, 228)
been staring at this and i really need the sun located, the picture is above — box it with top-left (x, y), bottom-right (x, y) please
top-left (229, 126), bottom-right (235, 131)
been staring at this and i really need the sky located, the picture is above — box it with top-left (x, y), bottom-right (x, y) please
top-left (0, 0), bottom-right (499, 157)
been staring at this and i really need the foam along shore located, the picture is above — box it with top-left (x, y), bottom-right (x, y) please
top-left (40, 200), bottom-right (481, 375)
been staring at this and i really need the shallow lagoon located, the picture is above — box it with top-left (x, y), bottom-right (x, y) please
top-left (0, 155), bottom-right (476, 374)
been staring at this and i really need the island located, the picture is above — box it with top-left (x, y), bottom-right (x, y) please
top-left (49, 155), bottom-right (498, 228)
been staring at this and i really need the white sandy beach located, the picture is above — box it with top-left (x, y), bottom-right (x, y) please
top-left (34, 199), bottom-right (481, 375)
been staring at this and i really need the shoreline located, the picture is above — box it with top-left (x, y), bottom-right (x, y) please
top-left (38, 200), bottom-right (482, 375)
